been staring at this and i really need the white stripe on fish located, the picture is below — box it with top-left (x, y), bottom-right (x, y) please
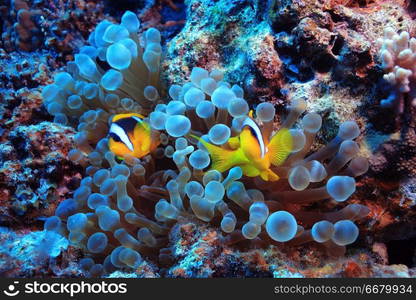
top-left (109, 123), bottom-right (134, 152)
top-left (242, 117), bottom-right (266, 158)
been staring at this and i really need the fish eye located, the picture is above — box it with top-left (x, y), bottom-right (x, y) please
top-left (110, 133), bottom-right (121, 142)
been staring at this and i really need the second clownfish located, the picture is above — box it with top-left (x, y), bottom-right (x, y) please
top-left (193, 115), bottom-right (293, 181)
top-left (108, 113), bottom-right (160, 160)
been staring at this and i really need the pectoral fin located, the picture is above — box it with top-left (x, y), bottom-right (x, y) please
top-left (133, 122), bottom-right (151, 153)
top-left (267, 128), bottom-right (293, 166)
top-left (260, 169), bottom-right (280, 182)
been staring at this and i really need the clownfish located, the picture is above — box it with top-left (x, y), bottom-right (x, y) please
top-left (108, 113), bottom-right (160, 159)
top-left (193, 115), bottom-right (293, 181)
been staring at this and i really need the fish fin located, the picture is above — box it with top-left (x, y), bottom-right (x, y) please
top-left (260, 169), bottom-right (280, 182)
top-left (209, 147), bottom-right (246, 172)
top-left (191, 135), bottom-right (248, 172)
top-left (109, 137), bottom-right (132, 158)
top-left (267, 128), bottom-right (293, 166)
top-left (112, 113), bottom-right (145, 122)
top-left (132, 122), bottom-right (152, 153)
top-left (149, 130), bottom-right (161, 152)
top-left (248, 110), bottom-right (254, 118)
top-left (140, 124), bottom-right (152, 152)
top-left (227, 136), bottom-right (240, 149)
top-left (240, 164), bottom-right (260, 177)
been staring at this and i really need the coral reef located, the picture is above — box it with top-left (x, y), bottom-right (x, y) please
top-left (41, 0), bottom-right (106, 61)
top-left (40, 6), bottom-right (371, 275)
top-left (139, 0), bottom-right (186, 41)
top-left (1, 0), bottom-right (106, 59)
top-left (0, 226), bottom-right (81, 277)
top-left (1, 0), bottom-right (416, 278)
top-left (0, 49), bottom-right (81, 226)
top-left (163, 0), bottom-right (285, 104)
top-left (378, 27), bottom-right (416, 113)
top-left (165, 218), bottom-right (416, 278)
top-left (0, 0), bottom-right (43, 52)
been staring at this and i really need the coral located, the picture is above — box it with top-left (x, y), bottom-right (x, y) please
top-left (273, 0), bottom-right (414, 90)
top-left (42, 7), bottom-right (370, 272)
top-left (400, 178), bottom-right (416, 208)
top-left (0, 226), bottom-right (80, 277)
top-left (162, 0), bottom-right (285, 104)
top-left (0, 0), bottom-right (105, 58)
top-left (41, 0), bottom-right (106, 61)
top-left (163, 218), bottom-right (416, 278)
top-left (362, 27), bottom-right (416, 240)
top-left (0, 120), bottom-right (77, 217)
top-left (1, 0), bottom-right (416, 279)
top-left (162, 0), bottom-right (414, 110)
top-left (11, 0), bottom-right (43, 52)
top-left (0, 0), bottom-right (43, 52)
top-left (0, 48), bottom-right (82, 224)
top-left (377, 27), bottom-right (416, 113)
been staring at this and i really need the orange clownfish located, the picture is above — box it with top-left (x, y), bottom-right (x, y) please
top-left (193, 116), bottom-right (293, 181)
top-left (108, 113), bottom-right (160, 159)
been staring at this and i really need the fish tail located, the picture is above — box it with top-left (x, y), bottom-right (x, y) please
top-left (267, 128), bottom-right (293, 166)
top-left (191, 135), bottom-right (244, 172)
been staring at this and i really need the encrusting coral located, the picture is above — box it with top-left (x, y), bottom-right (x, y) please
top-left (4, 0), bottom-right (43, 52)
top-left (1, 0), bottom-right (106, 55)
top-left (41, 10), bottom-right (370, 277)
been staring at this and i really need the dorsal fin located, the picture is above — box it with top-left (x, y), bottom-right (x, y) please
top-left (267, 128), bottom-right (293, 166)
top-left (115, 117), bottom-right (138, 134)
top-left (111, 113), bottom-right (145, 122)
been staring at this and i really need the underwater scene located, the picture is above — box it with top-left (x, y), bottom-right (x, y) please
top-left (0, 0), bottom-right (415, 278)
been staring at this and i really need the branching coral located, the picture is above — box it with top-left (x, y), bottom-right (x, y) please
top-left (42, 11), bottom-right (369, 277)
top-left (377, 28), bottom-right (416, 113)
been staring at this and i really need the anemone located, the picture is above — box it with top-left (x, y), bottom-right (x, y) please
top-left (42, 11), bottom-right (369, 277)
top-left (42, 10), bottom-right (164, 141)
top-left (146, 79), bottom-right (368, 254)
